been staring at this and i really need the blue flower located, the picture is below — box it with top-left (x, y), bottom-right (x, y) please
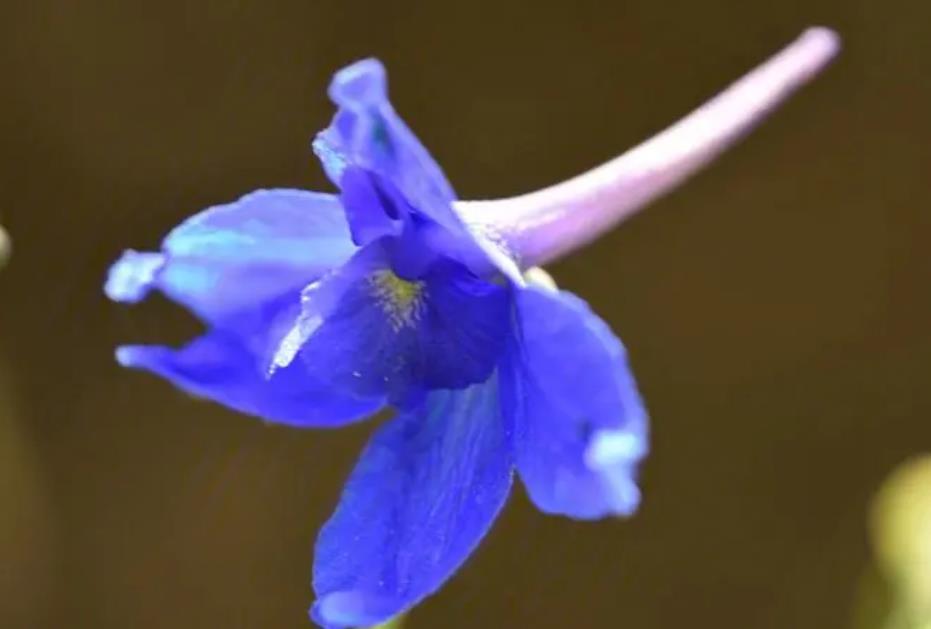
top-left (106, 59), bottom-right (647, 627)
top-left (106, 29), bottom-right (840, 625)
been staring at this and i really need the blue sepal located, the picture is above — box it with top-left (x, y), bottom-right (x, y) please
top-left (504, 286), bottom-right (649, 519)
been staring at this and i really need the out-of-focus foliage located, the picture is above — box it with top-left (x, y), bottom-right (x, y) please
top-left (0, 365), bottom-right (55, 627)
top-left (856, 457), bottom-right (931, 629)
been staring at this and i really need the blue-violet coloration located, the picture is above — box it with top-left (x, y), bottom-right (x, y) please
top-left (106, 59), bottom-right (647, 628)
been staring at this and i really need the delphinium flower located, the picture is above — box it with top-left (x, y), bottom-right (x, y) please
top-left (105, 28), bottom-right (839, 628)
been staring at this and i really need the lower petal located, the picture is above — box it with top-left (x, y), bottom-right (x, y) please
top-left (311, 377), bottom-right (512, 628)
top-left (117, 328), bottom-right (382, 428)
top-left (505, 286), bottom-right (649, 519)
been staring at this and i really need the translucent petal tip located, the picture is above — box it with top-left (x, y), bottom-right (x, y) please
top-left (115, 345), bottom-right (144, 368)
top-left (311, 590), bottom-right (396, 629)
top-left (584, 426), bottom-right (649, 518)
top-left (330, 58), bottom-right (387, 107)
top-left (104, 250), bottom-right (164, 303)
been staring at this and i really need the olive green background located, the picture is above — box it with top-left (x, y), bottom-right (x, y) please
top-left (1, 1), bottom-right (928, 628)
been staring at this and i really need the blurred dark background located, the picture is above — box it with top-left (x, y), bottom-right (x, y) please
top-left (1, 1), bottom-right (929, 628)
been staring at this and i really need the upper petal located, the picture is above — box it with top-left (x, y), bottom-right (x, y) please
top-left (116, 292), bottom-right (383, 427)
top-left (105, 189), bottom-right (356, 324)
top-left (313, 60), bottom-right (523, 284)
top-left (313, 59), bottom-right (458, 227)
top-left (504, 286), bottom-right (649, 519)
top-left (311, 377), bottom-right (513, 628)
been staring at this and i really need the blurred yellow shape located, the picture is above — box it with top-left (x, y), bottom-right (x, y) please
top-left (0, 225), bottom-right (9, 266)
top-left (870, 456), bottom-right (931, 627)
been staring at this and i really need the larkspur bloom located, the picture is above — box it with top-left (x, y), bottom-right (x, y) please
top-left (105, 29), bottom-right (839, 628)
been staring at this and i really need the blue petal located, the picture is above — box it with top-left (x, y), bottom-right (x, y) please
top-left (504, 286), bottom-right (649, 519)
top-left (117, 293), bottom-right (383, 427)
top-left (313, 60), bottom-right (524, 285)
top-left (105, 189), bottom-right (356, 324)
top-left (313, 59), bottom-right (458, 228)
top-left (311, 377), bottom-right (513, 628)
top-left (338, 167), bottom-right (404, 246)
top-left (338, 167), bottom-right (512, 281)
top-left (272, 242), bottom-right (510, 406)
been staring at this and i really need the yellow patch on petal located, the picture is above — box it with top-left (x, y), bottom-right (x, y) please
top-left (368, 270), bottom-right (425, 331)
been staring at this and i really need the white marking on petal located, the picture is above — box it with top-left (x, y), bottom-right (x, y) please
top-left (269, 313), bottom-right (323, 375)
top-left (584, 427), bottom-right (648, 470)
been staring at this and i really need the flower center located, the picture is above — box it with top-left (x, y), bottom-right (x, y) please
top-left (369, 270), bottom-right (424, 331)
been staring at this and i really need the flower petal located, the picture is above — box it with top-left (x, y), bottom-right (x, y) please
top-left (311, 377), bottom-right (513, 628)
top-left (105, 189), bottom-right (356, 324)
top-left (313, 60), bottom-right (524, 285)
top-left (313, 59), bottom-right (458, 227)
top-left (117, 293), bottom-right (383, 427)
top-left (338, 167), bottom-right (406, 247)
top-left (273, 243), bottom-right (510, 406)
top-left (504, 286), bottom-right (649, 519)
